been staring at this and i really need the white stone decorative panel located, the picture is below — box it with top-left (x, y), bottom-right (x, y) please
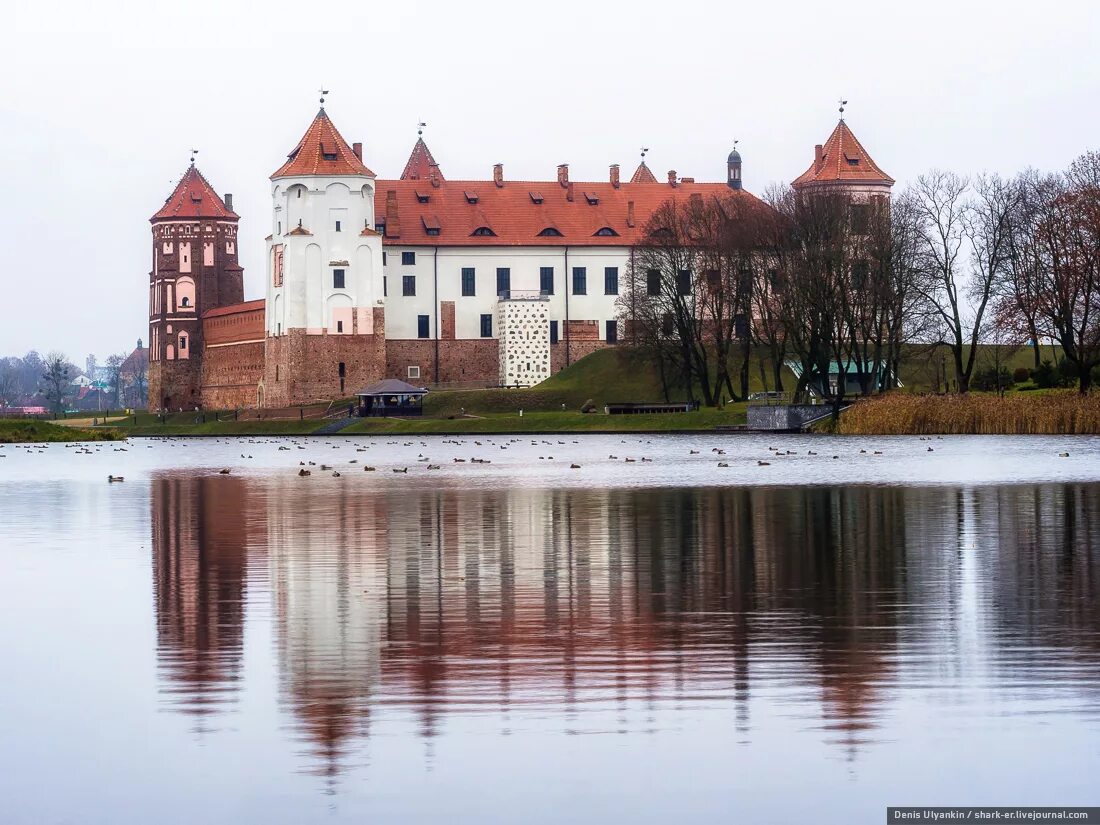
top-left (497, 296), bottom-right (550, 388)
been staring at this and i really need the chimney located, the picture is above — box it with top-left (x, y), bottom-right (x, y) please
top-left (429, 163), bottom-right (441, 188)
top-left (566, 181), bottom-right (575, 202)
top-left (626, 200), bottom-right (635, 228)
top-left (493, 163), bottom-right (504, 188)
top-left (557, 164), bottom-right (569, 188)
top-left (385, 190), bottom-right (401, 238)
top-left (667, 170), bottom-right (678, 186)
top-left (224, 193), bottom-right (233, 212)
top-left (814, 144), bottom-right (824, 171)
top-left (610, 164), bottom-right (620, 189)
top-left (352, 142), bottom-right (363, 160)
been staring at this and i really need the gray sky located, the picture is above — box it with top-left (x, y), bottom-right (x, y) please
top-left (2, 0), bottom-right (1098, 363)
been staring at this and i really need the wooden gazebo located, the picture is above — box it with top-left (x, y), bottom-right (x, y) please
top-left (356, 379), bottom-right (428, 417)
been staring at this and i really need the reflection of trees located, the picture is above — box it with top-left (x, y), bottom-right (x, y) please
top-left (150, 474), bottom-right (254, 729)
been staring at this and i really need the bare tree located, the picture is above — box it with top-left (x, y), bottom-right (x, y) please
top-left (104, 353), bottom-right (126, 408)
top-left (41, 352), bottom-right (70, 417)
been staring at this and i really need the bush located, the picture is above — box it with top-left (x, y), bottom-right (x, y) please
top-left (1030, 360), bottom-right (1072, 389)
top-left (972, 366), bottom-right (1014, 392)
top-left (1012, 367), bottom-right (1030, 384)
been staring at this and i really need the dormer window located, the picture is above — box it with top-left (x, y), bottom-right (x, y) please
top-left (594, 227), bottom-right (619, 237)
top-left (471, 227), bottom-right (496, 237)
top-left (538, 227), bottom-right (563, 237)
top-left (422, 215), bottom-right (441, 236)
top-left (844, 152), bottom-right (860, 166)
top-left (584, 192), bottom-right (599, 205)
top-left (464, 191), bottom-right (479, 204)
top-left (529, 191), bottom-right (544, 204)
top-left (320, 142), bottom-right (338, 161)
top-left (415, 190), bottom-right (430, 203)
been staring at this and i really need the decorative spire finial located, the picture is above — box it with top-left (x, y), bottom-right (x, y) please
top-left (733, 139), bottom-right (739, 151)
top-left (417, 121), bottom-right (426, 137)
top-left (640, 146), bottom-right (649, 163)
top-left (190, 148), bottom-right (198, 165)
top-left (838, 99), bottom-right (848, 120)
top-left (318, 87), bottom-right (329, 108)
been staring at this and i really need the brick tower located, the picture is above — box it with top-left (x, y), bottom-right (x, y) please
top-left (148, 162), bottom-right (243, 410)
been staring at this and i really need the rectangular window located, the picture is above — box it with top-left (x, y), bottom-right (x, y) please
top-left (496, 267), bottom-right (511, 296)
top-left (540, 266), bottom-right (554, 295)
top-left (572, 266), bottom-right (587, 295)
top-left (333, 268), bottom-right (345, 289)
top-left (480, 314), bottom-right (493, 338)
top-left (549, 320), bottom-right (559, 344)
top-left (850, 204), bottom-right (870, 235)
top-left (403, 275), bottom-right (416, 296)
top-left (336, 320), bottom-right (344, 333)
top-left (461, 267), bottom-right (476, 296)
top-left (335, 220), bottom-right (342, 232)
top-left (407, 365), bottom-right (421, 379)
top-left (383, 276), bottom-right (387, 297)
top-left (605, 320), bottom-right (618, 344)
top-left (402, 251), bottom-right (416, 266)
top-left (604, 266), bottom-right (618, 295)
top-left (338, 362), bottom-right (346, 377)
top-left (677, 270), bottom-right (692, 296)
top-left (382, 251), bottom-right (387, 265)
top-left (647, 269), bottom-right (661, 296)
top-left (417, 315), bottom-right (430, 339)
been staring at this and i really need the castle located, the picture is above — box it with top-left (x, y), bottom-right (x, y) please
top-left (147, 106), bottom-right (891, 411)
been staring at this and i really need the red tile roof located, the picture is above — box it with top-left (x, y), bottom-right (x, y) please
top-left (792, 120), bottom-right (894, 188)
top-left (629, 161), bottom-right (658, 184)
top-left (372, 178), bottom-right (762, 247)
top-left (151, 165), bottom-right (238, 221)
top-left (271, 109), bottom-right (375, 179)
top-left (400, 136), bottom-right (444, 181)
top-left (202, 299), bottom-right (265, 319)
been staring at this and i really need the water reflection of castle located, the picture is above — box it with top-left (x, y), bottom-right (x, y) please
top-left (150, 476), bottom-right (1100, 775)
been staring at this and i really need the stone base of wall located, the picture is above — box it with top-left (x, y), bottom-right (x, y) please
top-left (263, 329), bottom-right (387, 407)
top-left (200, 341), bottom-right (264, 409)
top-left (386, 339), bottom-right (499, 385)
top-left (149, 360), bottom-right (202, 412)
top-left (551, 340), bottom-right (610, 373)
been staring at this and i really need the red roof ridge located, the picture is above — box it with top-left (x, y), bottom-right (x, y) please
top-left (272, 108), bottom-right (375, 179)
top-left (202, 299), bottom-right (265, 319)
top-left (792, 119), bottom-right (894, 188)
top-left (400, 136), bottom-right (443, 181)
top-left (151, 164), bottom-right (238, 221)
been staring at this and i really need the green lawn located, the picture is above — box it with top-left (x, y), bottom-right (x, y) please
top-left (0, 419), bottom-right (124, 443)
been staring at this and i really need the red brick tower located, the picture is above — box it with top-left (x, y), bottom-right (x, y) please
top-left (148, 162), bottom-right (243, 410)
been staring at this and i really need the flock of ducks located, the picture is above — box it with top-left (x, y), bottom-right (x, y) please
top-left (0, 433), bottom-right (1079, 481)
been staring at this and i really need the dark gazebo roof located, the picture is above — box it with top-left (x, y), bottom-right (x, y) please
top-left (356, 379), bottom-right (428, 396)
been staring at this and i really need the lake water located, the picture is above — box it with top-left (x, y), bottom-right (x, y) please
top-left (1, 434), bottom-right (1099, 824)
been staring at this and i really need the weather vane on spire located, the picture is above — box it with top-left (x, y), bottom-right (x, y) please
top-left (733, 139), bottom-right (739, 150)
top-left (190, 148), bottom-right (199, 165)
top-left (418, 121), bottom-right (427, 137)
top-left (319, 87), bottom-right (329, 107)
top-left (640, 146), bottom-right (649, 162)
top-left (839, 99), bottom-right (848, 120)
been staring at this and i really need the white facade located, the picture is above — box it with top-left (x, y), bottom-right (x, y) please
top-left (380, 245), bottom-right (627, 344)
top-left (266, 175), bottom-right (385, 337)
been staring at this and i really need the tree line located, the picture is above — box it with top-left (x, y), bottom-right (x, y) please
top-left (0, 349), bottom-right (148, 415)
top-left (617, 149), bottom-right (1100, 406)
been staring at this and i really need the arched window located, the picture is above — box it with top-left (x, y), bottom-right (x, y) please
top-left (181, 296), bottom-right (190, 307)
top-left (650, 227), bottom-right (673, 238)
top-left (537, 227), bottom-right (563, 237)
top-left (593, 227), bottom-right (619, 237)
top-left (471, 227), bottom-right (496, 237)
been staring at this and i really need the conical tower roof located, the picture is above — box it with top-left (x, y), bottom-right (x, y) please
top-left (400, 136), bottom-right (444, 181)
top-left (629, 161), bottom-right (658, 184)
top-left (271, 108), bottom-right (374, 179)
top-left (151, 164), bottom-right (238, 222)
top-left (792, 120), bottom-right (893, 188)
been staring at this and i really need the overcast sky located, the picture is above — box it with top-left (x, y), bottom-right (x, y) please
top-left (1, 0), bottom-right (1098, 362)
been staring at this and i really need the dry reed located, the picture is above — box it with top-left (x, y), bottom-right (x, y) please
top-left (838, 392), bottom-right (1100, 435)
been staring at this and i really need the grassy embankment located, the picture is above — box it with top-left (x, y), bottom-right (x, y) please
top-left (0, 419), bottom-right (125, 443)
top-left (838, 391), bottom-right (1100, 435)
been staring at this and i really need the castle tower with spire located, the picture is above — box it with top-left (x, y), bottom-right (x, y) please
top-left (148, 163), bottom-right (243, 410)
top-left (262, 103), bottom-right (386, 406)
top-left (791, 116), bottom-right (894, 198)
